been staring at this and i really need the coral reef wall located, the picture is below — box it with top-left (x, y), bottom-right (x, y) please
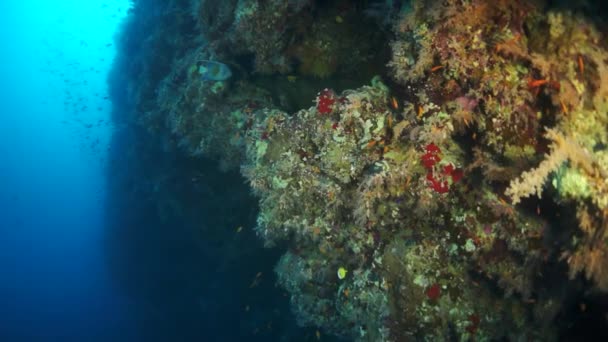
top-left (106, 1), bottom-right (326, 340)
top-left (111, 0), bottom-right (608, 340)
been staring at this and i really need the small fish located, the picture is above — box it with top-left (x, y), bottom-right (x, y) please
top-left (249, 271), bottom-right (263, 288)
top-left (417, 105), bottom-right (424, 119)
top-left (390, 97), bottom-right (399, 110)
top-left (560, 100), bottom-right (568, 115)
top-left (337, 267), bottom-right (348, 280)
top-left (287, 75), bottom-right (297, 83)
top-left (236, 226), bottom-right (243, 233)
top-left (528, 78), bottom-right (548, 88)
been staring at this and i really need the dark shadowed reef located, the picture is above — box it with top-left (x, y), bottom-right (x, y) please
top-left (106, 0), bottom-right (608, 340)
top-left (103, 124), bottom-right (319, 341)
top-left (104, 1), bottom-right (331, 340)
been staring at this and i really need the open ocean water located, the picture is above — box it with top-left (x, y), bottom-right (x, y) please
top-left (0, 1), bottom-right (137, 340)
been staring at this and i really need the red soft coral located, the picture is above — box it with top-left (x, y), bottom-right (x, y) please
top-left (421, 143), bottom-right (441, 168)
top-left (426, 283), bottom-right (441, 300)
top-left (421, 143), bottom-right (463, 193)
top-left (316, 88), bottom-right (336, 114)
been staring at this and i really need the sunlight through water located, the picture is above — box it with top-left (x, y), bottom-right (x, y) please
top-left (0, 1), bottom-right (135, 340)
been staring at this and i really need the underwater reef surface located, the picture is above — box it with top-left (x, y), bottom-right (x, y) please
top-left (109, 0), bottom-right (608, 340)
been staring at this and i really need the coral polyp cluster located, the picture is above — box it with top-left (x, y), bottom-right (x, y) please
top-left (420, 142), bottom-right (463, 193)
top-left (114, 0), bottom-right (608, 340)
top-left (316, 88), bottom-right (337, 114)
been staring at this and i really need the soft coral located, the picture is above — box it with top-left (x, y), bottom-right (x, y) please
top-left (316, 88), bottom-right (336, 114)
top-left (421, 143), bottom-right (463, 193)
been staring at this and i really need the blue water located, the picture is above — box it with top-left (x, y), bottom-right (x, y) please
top-left (0, 1), bottom-right (136, 340)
